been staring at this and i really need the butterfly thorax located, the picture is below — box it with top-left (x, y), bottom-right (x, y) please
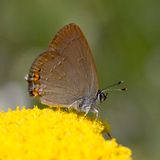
top-left (70, 96), bottom-right (95, 113)
top-left (79, 97), bottom-right (97, 112)
top-left (71, 90), bottom-right (108, 118)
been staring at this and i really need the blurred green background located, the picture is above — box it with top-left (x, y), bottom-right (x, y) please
top-left (0, 0), bottom-right (159, 159)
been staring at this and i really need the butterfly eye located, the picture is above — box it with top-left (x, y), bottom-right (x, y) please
top-left (97, 90), bottom-right (107, 103)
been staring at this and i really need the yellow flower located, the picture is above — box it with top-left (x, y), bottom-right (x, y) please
top-left (0, 106), bottom-right (132, 160)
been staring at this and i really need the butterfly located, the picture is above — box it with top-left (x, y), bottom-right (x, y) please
top-left (25, 23), bottom-right (126, 119)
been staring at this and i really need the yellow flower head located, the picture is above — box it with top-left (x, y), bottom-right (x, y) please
top-left (0, 106), bottom-right (132, 160)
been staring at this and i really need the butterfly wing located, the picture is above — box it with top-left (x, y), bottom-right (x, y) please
top-left (27, 23), bottom-right (99, 106)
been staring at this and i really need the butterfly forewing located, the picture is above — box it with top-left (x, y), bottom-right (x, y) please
top-left (27, 23), bottom-right (99, 106)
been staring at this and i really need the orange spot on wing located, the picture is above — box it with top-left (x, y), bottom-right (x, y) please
top-left (32, 88), bottom-right (40, 97)
top-left (33, 72), bottom-right (40, 81)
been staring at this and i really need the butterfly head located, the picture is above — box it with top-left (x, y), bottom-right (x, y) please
top-left (96, 81), bottom-right (127, 104)
top-left (96, 90), bottom-right (108, 103)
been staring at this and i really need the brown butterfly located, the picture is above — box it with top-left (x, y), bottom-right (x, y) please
top-left (25, 23), bottom-right (126, 119)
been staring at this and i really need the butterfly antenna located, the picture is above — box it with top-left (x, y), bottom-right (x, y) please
top-left (102, 81), bottom-right (127, 93)
top-left (106, 87), bottom-right (127, 92)
top-left (106, 80), bottom-right (124, 88)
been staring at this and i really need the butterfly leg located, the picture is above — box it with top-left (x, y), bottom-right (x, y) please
top-left (84, 106), bottom-right (91, 117)
top-left (67, 101), bottom-right (78, 111)
top-left (92, 107), bottom-right (99, 120)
